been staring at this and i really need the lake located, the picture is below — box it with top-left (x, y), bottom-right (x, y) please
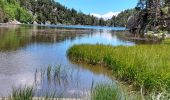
top-left (0, 25), bottom-right (135, 98)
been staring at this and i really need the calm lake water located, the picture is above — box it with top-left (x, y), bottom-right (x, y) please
top-left (0, 25), bottom-right (135, 97)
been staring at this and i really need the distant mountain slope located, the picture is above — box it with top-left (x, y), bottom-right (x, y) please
top-left (0, 0), bottom-right (136, 27)
top-left (0, 0), bottom-right (104, 25)
top-left (18, 0), bottom-right (101, 25)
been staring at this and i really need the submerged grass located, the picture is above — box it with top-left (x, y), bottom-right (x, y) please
top-left (67, 44), bottom-right (170, 94)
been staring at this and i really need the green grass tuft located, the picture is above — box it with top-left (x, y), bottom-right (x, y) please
top-left (91, 83), bottom-right (122, 100)
top-left (11, 87), bottom-right (34, 100)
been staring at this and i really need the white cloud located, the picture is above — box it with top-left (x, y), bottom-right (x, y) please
top-left (90, 11), bottom-right (120, 20)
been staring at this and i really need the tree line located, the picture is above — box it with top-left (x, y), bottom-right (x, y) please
top-left (0, 0), bottom-right (103, 25)
top-left (0, 0), bottom-right (135, 27)
top-left (128, 0), bottom-right (170, 33)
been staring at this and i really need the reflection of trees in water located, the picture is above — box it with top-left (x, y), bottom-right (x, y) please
top-left (0, 26), bottom-right (30, 51)
top-left (30, 30), bottom-right (88, 43)
top-left (0, 26), bottom-right (89, 51)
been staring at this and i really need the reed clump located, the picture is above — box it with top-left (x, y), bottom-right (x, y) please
top-left (91, 83), bottom-right (122, 100)
top-left (67, 44), bottom-right (170, 94)
top-left (10, 87), bottom-right (34, 100)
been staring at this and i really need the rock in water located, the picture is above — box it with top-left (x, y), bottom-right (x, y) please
top-left (7, 19), bottom-right (21, 25)
top-left (33, 21), bottom-right (38, 25)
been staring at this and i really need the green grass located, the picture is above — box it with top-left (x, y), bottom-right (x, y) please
top-left (11, 87), bottom-right (34, 100)
top-left (91, 83), bottom-right (122, 100)
top-left (10, 86), bottom-right (60, 100)
top-left (0, 0), bottom-right (33, 23)
top-left (67, 44), bottom-right (170, 93)
top-left (162, 38), bottom-right (170, 44)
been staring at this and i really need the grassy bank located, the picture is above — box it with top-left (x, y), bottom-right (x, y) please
top-left (8, 64), bottom-right (170, 100)
top-left (67, 44), bottom-right (170, 93)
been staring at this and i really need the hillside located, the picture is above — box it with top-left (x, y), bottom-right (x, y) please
top-left (0, 0), bottom-right (32, 23)
top-left (0, 0), bottom-right (136, 27)
top-left (0, 0), bottom-right (107, 25)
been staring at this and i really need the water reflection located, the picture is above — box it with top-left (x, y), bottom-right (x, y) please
top-left (34, 65), bottom-right (94, 98)
top-left (0, 26), bottom-right (29, 51)
top-left (0, 25), bottom-right (90, 51)
top-left (0, 25), bottom-right (135, 97)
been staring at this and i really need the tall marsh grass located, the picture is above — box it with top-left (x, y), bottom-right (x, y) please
top-left (9, 65), bottom-right (75, 100)
top-left (67, 44), bottom-right (170, 94)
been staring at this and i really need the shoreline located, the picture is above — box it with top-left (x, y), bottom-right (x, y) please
top-left (1, 23), bottom-right (169, 42)
top-left (0, 97), bottom-right (84, 100)
top-left (0, 22), bottom-right (126, 29)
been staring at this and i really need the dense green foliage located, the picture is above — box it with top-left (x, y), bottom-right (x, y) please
top-left (17, 0), bottom-right (104, 25)
top-left (0, 0), bottom-right (33, 23)
top-left (1, 0), bottom-right (169, 28)
top-left (2, 0), bottom-right (169, 28)
top-left (68, 44), bottom-right (170, 93)
top-left (128, 0), bottom-right (170, 33)
top-left (0, 0), bottom-right (105, 25)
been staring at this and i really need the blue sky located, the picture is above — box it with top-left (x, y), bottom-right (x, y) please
top-left (56, 0), bottom-right (138, 15)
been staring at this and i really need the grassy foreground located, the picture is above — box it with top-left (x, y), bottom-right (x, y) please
top-left (67, 44), bottom-right (170, 93)
top-left (91, 83), bottom-right (122, 100)
top-left (162, 38), bottom-right (170, 44)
